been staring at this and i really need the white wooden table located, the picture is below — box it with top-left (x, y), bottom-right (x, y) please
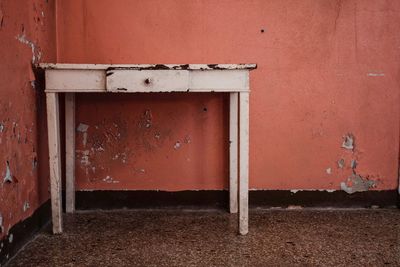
top-left (39, 63), bottom-right (256, 235)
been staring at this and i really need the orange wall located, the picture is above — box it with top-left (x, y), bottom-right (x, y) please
top-left (0, 0), bottom-right (56, 237)
top-left (56, 0), bottom-right (400, 191)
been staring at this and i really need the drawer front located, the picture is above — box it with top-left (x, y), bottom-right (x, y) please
top-left (106, 70), bottom-right (189, 92)
top-left (45, 69), bottom-right (106, 92)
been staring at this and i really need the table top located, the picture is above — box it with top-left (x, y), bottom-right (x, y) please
top-left (39, 63), bottom-right (257, 71)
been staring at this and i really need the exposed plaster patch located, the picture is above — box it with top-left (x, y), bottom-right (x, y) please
top-left (77, 150), bottom-right (90, 166)
top-left (337, 159), bottom-right (345, 169)
top-left (154, 132), bottom-right (161, 139)
top-left (326, 168), bottom-right (332, 175)
top-left (3, 161), bottom-right (12, 183)
top-left (16, 32), bottom-right (41, 64)
top-left (23, 201), bottom-right (30, 212)
top-left (0, 123), bottom-right (4, 132)
top-left (174, 141), bottom-right (181, 150)
top-left (77, 123), bottom-right (89, 132)
top-left (77, 123), bottom-right (89, 147)
top-left (340, 174), bottom-right (376, 194)
top-left (341, 134), bottom-right (354, 150)
top-left (103, 175), bottom-right (119, 184)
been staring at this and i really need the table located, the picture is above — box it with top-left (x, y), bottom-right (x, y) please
top-left (39, 63), bottom-right (256, 235)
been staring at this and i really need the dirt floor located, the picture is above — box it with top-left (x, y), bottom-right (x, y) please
top-left (6, 208), bottom-right (400, 266)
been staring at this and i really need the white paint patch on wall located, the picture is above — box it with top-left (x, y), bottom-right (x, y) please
top-left (77, 123), bottom-right (89, 147)
top-left (3, 161), bottom-right (12, 183)
top-left (174, 141), bottom-right (181, 150)
top-left (15, 33), bottom-right (41, 64)
top-left (326, 168), bottom-right (332, 175)
top-left (367, 73), bottom-right (385, 77)
top-left (103, 175), bottom-right (119, 184)
top-left (22, 201), bottom-right (30, 212)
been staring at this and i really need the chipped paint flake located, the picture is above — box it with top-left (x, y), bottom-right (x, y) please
top-left (8, 233), bottom-right (13, 243)
top-left (174, 141), bottom-right (181, 150)
top-left (326, 168), bottom-right (332, 175)
top-left (3, 161), bottom-right (12, 183)
top-left (337, 159), bottom-right (345, 169)
top-left (340, 174), bottom-right (376, 194)
top-left (77, 123), bottom-right (89, 147)
top-left (103, 175), bottom-right (119, 184)
top-left (0, 123), bottom-right (4, 132)
top-left (342, 134), bottom-right (354, 150)
top-left (78, 150), bottom-right (91, 166)
top-left (77, 123), bottom-right (89, 132)
top-left (23, 201), bottom-right (30, 212)
top-left (16, 33), bottom-right (41, 64)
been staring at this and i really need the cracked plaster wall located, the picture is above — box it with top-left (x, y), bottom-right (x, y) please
top-left (56, 0), bottom-right (400, 192)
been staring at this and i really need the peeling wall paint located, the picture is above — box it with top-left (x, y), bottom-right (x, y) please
top-left (16, 32), bottom-right (41, 64)
top-left (337, 134), bottom-right (380, 194)
top-left (0, 0), bottom-right (56, 240)
top-left (2, 161), bottom-right (13, 183)
top-left (342, 134), bottom-right (355, 151)
top-left (57, 0), bottom-right (400, 192)
top-left (341, 174), bottom-right (376, 194)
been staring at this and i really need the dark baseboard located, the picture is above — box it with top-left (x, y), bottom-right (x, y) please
top-left (0, 200), bottom-right (50, 266)
top-left (75, 190), bottom-right (399, 210)
top-left (250, 190), bottom-right (398, 208)
top-left (75, 190), bottom-right (229, 210)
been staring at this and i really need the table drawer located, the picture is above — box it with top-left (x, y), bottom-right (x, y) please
top-left (106, 70), bottom-right (189, 92)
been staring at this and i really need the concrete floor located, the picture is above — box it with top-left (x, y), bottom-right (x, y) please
top-left (7, 209), bottom-right (400, 266)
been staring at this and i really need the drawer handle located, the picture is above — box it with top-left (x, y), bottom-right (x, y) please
top-left (144, 78), bottom-right (151, 85)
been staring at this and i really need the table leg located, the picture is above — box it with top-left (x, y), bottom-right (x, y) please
top-left (229, 93), bottom-right (238, 214)
top-left (65, 93), bottom-right (75, 213)
top-left (239, 92), bottom-right (249, 235)
top-left (46, 93), bottom-right (63, 234)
